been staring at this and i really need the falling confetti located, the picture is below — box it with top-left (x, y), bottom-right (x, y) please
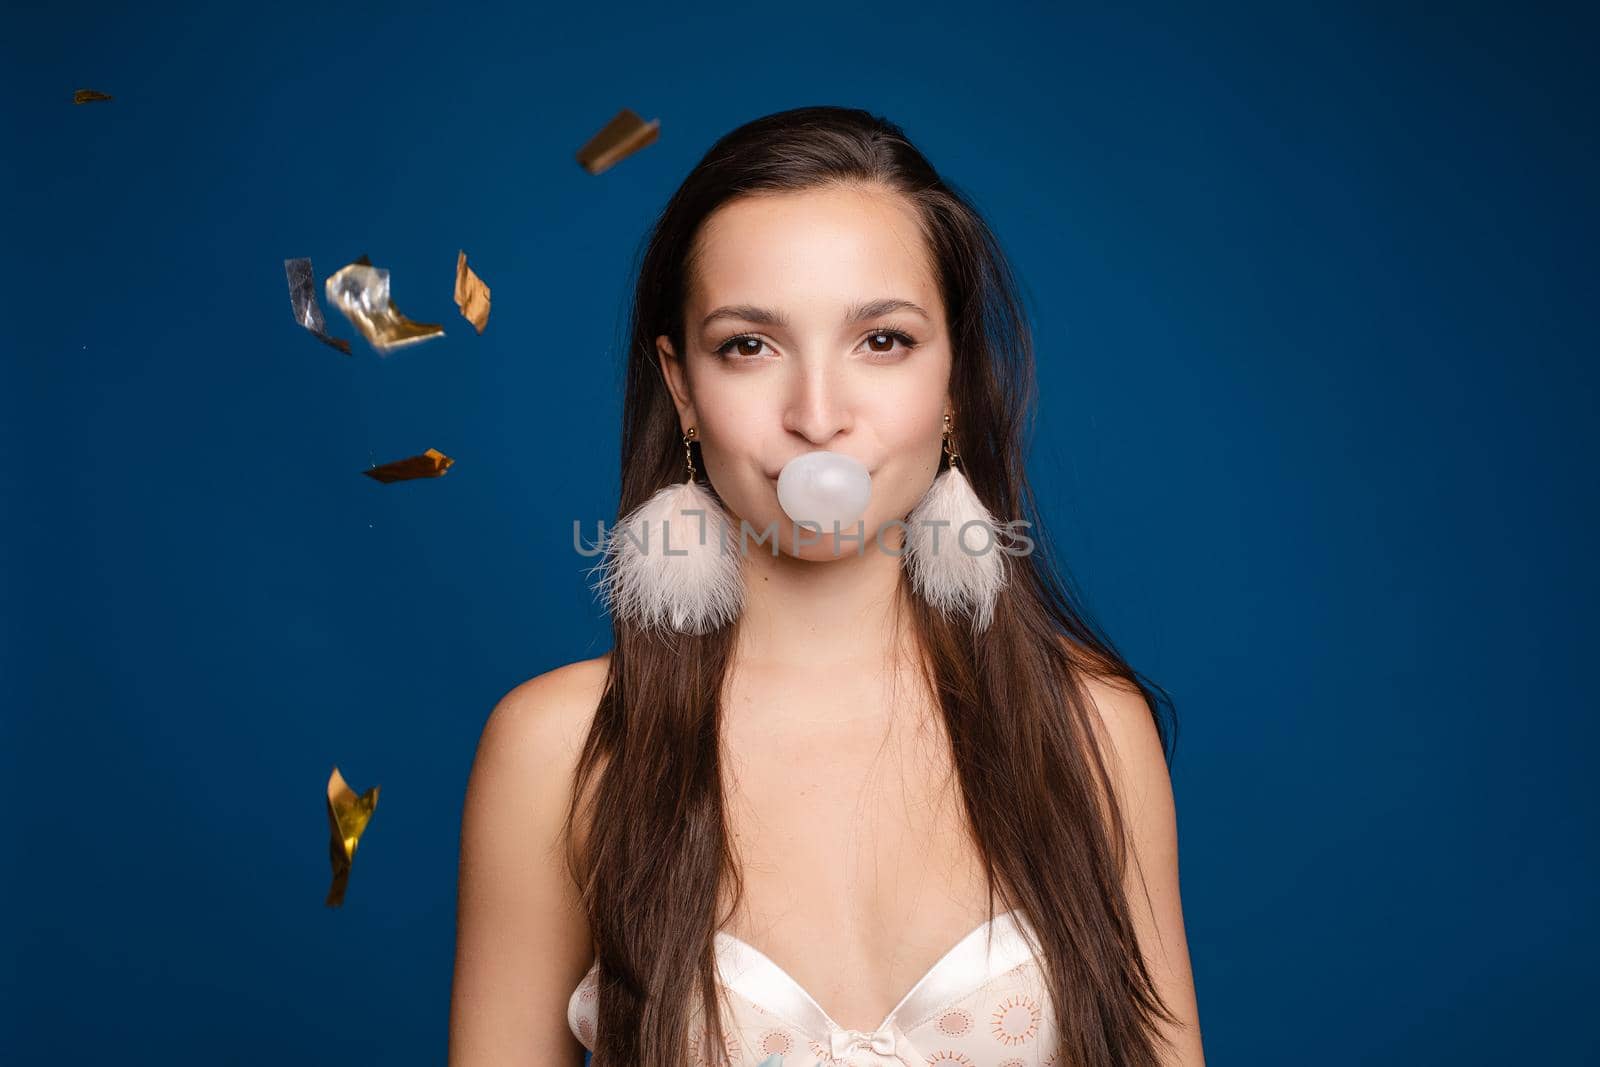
top-left (324, 257), bottom-right (444, 353)
top-left (73, 89), bottom-right (113, 104)
top-left (453, 250), bottom-right (491, 333)
top-left (284, 258), bottom-right (353, 355)
top-left (325, 766), bottom-right (380, 908)
top-left (576, 107), bottom-right (659, 175)
top-left (362, 448), bottom-right (454, 483)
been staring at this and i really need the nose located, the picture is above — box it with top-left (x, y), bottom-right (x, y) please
top-left (781, 361), bottom-right (853, 447)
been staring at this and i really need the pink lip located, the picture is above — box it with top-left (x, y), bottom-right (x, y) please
top-left (767, 464), bottom-right (877, 479)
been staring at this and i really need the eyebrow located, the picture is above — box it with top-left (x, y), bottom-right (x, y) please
top-left (699, 298), bottom-right (932, 332)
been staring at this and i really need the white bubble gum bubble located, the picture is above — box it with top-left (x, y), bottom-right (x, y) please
top-left (776, 451), bottom-right (872, 531)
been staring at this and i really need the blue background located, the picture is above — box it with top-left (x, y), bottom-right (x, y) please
top-left (4, 2), bottom-right (1594, 1063)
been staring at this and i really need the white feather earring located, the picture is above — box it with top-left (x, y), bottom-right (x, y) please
top-left (589, 426), bottom-right (744, 635)
top-left (904, 413), bottom-right (1010, 633)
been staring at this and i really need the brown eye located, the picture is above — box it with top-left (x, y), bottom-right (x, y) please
top-left (713, 335), bottom-right (771, 359)
top-left (863, 328), bottom-right (917, 358)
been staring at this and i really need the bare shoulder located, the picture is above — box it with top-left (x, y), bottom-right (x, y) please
top-left (1054, 634), bottom-right (1168, 808)
top-left (480, 653), bottom-right (611, 761)
top-left (468, 652), bottom-right (614, 889)
top-left (448, 652), bottom-right (612, 1067)
top-left (1059, 639), bottom-right (1208, 1064)
top-left (1078, 671), bottom-right (1169, 811)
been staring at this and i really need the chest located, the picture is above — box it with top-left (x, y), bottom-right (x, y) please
top-left (715, 663), bottom-right (994, 1032)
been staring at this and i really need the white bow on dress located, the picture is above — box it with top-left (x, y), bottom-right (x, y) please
top-left (825, 1021), bottom-right (928, 1066)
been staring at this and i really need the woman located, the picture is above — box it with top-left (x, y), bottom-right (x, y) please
top-left (450, 106), bottom-right (1205, 1067)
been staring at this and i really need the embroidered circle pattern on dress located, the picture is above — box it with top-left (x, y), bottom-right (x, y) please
top-left (689, 1026), bottom-right (740, 1067)
top-left (990, 993), bottom-right (1042, 1045)
top-left (924, 1053), bottom-right (976, 1067)
top-left (936, 1009), bottom-right (974, 1036)
top-left (759, 1029), bottom-right (795, 1056)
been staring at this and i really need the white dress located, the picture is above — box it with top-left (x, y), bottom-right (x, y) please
top-left (567, 909), bottom-right (1060, 1066)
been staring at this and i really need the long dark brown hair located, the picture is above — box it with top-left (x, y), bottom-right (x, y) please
top-left (565, 105), bottom-right (1181, 1067)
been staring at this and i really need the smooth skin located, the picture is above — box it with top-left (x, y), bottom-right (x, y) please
top-left (449, 183), bottom-right (1205, 1065)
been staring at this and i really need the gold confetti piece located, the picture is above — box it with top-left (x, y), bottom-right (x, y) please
top-left (325, 766), bottom-right (380, 908)
top-left (284, 258), bottom-right (352, 355)
top-left (576, 107), bottom-right (660, 175)
top-left (73, 89), bottom-right (113, 104)
top-left (324, 258), bottom-right (444, 354)
top-left (362, 447), bottom-right (454, 483)
top-left (453, 250), bottom-right (491, 333)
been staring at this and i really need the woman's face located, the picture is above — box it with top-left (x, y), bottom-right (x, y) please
top-left (656, 183), bottom-right (953, 562)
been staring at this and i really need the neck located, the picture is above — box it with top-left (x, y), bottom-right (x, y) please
top-left (731, 530), bottom-right (918, 672)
